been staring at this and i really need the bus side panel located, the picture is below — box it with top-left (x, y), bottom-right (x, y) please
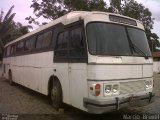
top-left (41, 68), bottom-right (54, 95)
top-left (40, 52), bottom-right (55, 95)
top-left (34, 52), bottom-right (53, 95)
top-left (69, 63), bottom-right (88, 111)
top-left (31, 68), bottom-right (42, 92)
top-left (10, 56), bottom-right (18, 84)
top-left (13, 66), bottom-right (23, 85)
top-left (143, 65), bottom-right (153, 77)
top-left (23, 54), bottom-right (42, 92)
top-left (2, 58), bottom-right (9, 78)
top-left (54, 63), bottom-right (70, 105)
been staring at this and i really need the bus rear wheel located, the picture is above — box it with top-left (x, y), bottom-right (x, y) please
top-left (8, 70), bottom-right (13, 85)
top-left (50, 80), bottom-right (63, 110)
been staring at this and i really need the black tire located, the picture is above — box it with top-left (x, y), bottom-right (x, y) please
top-left (8, 70), bottom-right (14, 85)
top-left (50, 80), bottom-right (63, 110)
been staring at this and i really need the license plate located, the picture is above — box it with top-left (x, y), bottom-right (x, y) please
top-left (129, 97), bottom-right (141, 106)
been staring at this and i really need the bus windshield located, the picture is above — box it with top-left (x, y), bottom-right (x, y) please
top-left (87, 22), bottom-right (151, 57)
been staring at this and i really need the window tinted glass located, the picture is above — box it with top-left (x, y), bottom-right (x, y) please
top-left (4, 48), bottom-right (6, 56)
top-left (16, 41), bottom-right (24, 52)
top-left (87, 23), bottom-right (131, 55)
top-left (10, 46), bottom-right (14, 55)
top-left (56, 33), bottom-right (63, 49)
top-left (54, 22), bottom-right (87, 62)
top-left (6, 46), bottom-right (11, 56)
top-left (25, 39), bottom-right (30, 50)
top-left (55, 31), bottom-right (69, 57)
top-left (25, 36), bottom-right (36, 51)
top-left (69, 27), bottom-right (85, 56)
top-left (87, 22), bottom-right (151, 57)
top-left (127, 27), bottom-right (151, 56)
top-left (11, 45), bottom-right (16, 55)
top-left (36, 34), bottom-right (43, 49)
top-left (70, 27), bottom-right (83, 48)
top-left (42, 31), bottom-right (52, 48)
top-left (56, 31), bottom-right (68, 50)
top-left (36, 31), bottom-right (52, 49)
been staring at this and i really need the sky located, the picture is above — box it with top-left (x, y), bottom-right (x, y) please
top-left (0, 0), bottom-right (160, 38)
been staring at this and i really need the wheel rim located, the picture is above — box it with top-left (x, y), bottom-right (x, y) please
top-left (51, 86), bottom-right (59, 106)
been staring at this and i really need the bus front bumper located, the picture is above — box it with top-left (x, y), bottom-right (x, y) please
top-left (83, 92), bottom-right (155, 114)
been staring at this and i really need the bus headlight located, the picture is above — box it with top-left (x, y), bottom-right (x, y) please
top-left (104, 84), bottom-right (119, 96)
top-left (146, 80), bottom-right (152, 90)
top-left (112, 84), bottom-right (119, 94)
top-left (146, 81), bottom-right (149, 89)
top-left (149, 80), bottom-right (152, 88)
top-left (105, 85), bottom-right (112, 94)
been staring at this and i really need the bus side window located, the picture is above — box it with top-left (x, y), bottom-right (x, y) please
top-left (16, 41), bottom-right (24, 53)
top-left (36, 34), bottom-right (43, 49)
top-left (3, 64), bottom-right (6, 73)
top-left (10, 44), bottom-right (16, 55)
top-left (13, 45), bottom-right (16, 54)
top-left (3, 48), bottom-right (7, 57)
top-left (57, 32), bottom-right (64, 49)
top-left (70, 27), bottom-right (84, 55)
top-left (36, 31), bottom-right (52, 49)
top-left (54, 30), bottom-right (69, 61)
top-left (42, 31), bottom-right (52, 48)
top-left (25, 39), bottom-right (30, 50)
top-left (6, 46), bottom-right (11, 56)
top-left (25, 36), bottom-right (36, 51)
top-left (10, 45), bottom-right (14, 55)
top-left (69, 26), bottom-right (86, 62)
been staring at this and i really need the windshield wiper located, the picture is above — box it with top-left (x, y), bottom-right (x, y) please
top-left (130, 42), bottom-right (149, 59)
top-left (125, 27), bottom-right (149, 59)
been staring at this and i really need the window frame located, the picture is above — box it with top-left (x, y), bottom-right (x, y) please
top-left (68, 24), bottom-right (87, 62)
top-left (35, 29), bottom-right (53, 50)
top-left (16, 40), bottom-right (24, 53)
top-left (6, 45), bottom-right (11, 56)
top-left (54, 20), bottom-right (88, 63)
top-left (10, 44), bottom-right (17, 55)
top-left (24, 35), bottom-right (37, 51)
top-left (42, 31), bottom-right (53, 48)
top-left (54, 28), bottom-right (69, 62)
top-left (86, 21), bottom-right (151, 57)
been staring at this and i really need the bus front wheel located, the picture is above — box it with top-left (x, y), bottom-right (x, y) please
top-left (50, 80), bottom-right (63, 110)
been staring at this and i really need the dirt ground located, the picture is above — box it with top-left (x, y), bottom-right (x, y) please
top-left (0, 73), bottom-right (160, 120)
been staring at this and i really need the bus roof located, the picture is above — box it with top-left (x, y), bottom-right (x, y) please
top-left (5, 11), bottom-right (142, 47)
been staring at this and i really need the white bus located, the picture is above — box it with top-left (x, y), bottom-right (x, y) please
top-left (2, 11), bottom-right (154, 114)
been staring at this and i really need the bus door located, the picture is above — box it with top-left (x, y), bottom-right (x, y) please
top-left (68, 23), bottom-right (88, 109)
top-left (54, 22), bottom-right (87, 107)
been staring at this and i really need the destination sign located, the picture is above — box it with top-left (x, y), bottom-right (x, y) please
top-left (109, 15), bottom-right (137, 26)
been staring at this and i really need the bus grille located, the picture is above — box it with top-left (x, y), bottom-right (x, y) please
top-left (120, 80), bottom-right (146, 94)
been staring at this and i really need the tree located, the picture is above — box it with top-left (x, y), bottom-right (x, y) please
top-left (0, 6), bottom-right (32, 54)
top-left (150, 33), bottom-right (160, 52)
top-left (109, 0), bottom-right (159, 51)
top-left (28, 0), bottom-right (159, 51)
top-left (109, 0), bottom-right (154, 31)
top-left (26, 0), bottom-right (107, 24)
top-left (2, 22), bottom-right (33, 45)
top-left (12, 22), bottom-right (32, 40)
top-left (0, 6), bottom-right (16, 52)
top-left (108, 0), bottom-right (122, 13)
